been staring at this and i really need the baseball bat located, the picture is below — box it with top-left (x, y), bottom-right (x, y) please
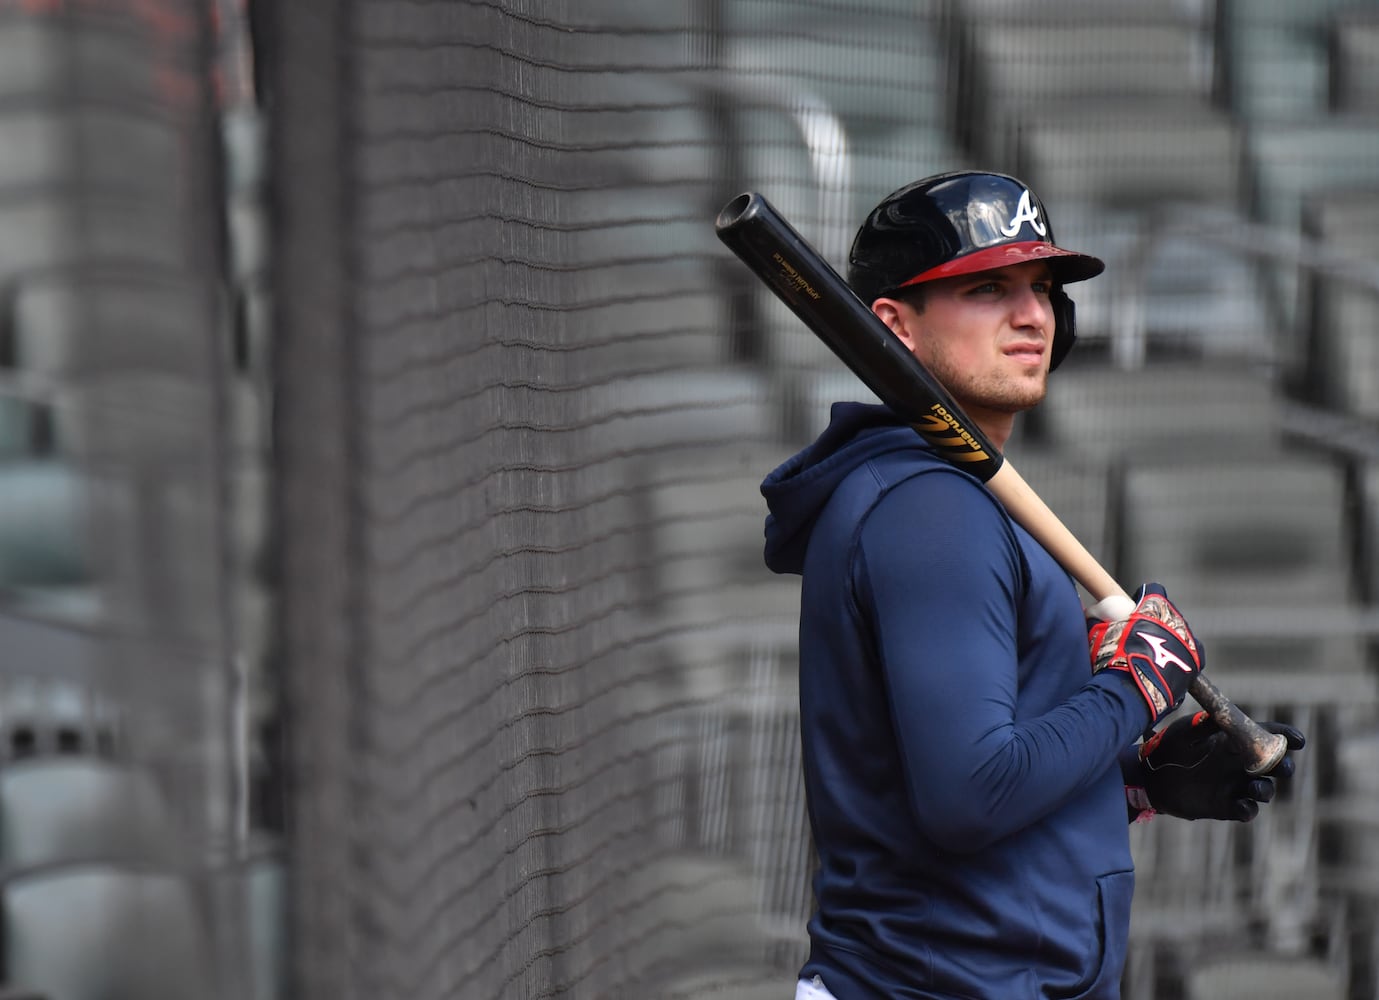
top-left (715, 190), bottom-right (1288, 775)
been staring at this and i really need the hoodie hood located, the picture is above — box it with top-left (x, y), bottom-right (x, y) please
top-left (761, 402), bottom-right (938, 575)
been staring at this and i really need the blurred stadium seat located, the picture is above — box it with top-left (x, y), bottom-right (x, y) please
top-left (1008, 448), bottom-right (1115, 575)
top-left (0, 864), bottom-right (215, 1000)
top-left (1032, 361), bottom-right (1286, 460)
top-left (562, 186), bottom-right (728, 372)
top-left (1245, 116), bottom-right (1379, 333)
top-left (1117, 453), bottom-right (1370, 685)
top-left (1014, 104), bottom-right (1245, 209)
top-left (1182, 952), bottom-right (1346, 1000)
top-left (0, 109), bottom-right (179, 200)
top-left (956, 2), bottom-right (1215, 164)
top-left (0, 396), bottom-right (41, 462)
top-left (0, 758), bottom-right (176, 870)
top-left (1130, 681), bottom-right (1352, 997)
top-left (717, 7), bottom-right (962, 371)
top-left (10, 274), bottom-right (209, 380)
top-left (0, 679), bottom-right (117, 763)
top-left (1364, 461), bottom-right (1379, 606)
top-left (0, 15), bottom-right (156, 103)
top-left (1330, 9), bottom-right (1379, 111)
top-left (1246, 117), bottom-right (1379, 238)
top-left (1007, 106), bottom-right (1259, 359)
top-left (1299, 186), bottom-right (1379, 420)
top-left (0, 462), bottom-right (89, 593)
top-left (621, 854), bottom-right (781, 995)
top-left (723, 17), bottom-right (949, 133)
top-left (637, 446), bottom-right (798, 663)
top-left (0, 196), bottom-right (185, 276)
top-left (1217, 0), bottom-right (1363, 119)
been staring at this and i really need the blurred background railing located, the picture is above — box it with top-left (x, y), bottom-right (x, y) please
top-left (0, 1), bottom-right (1376, 998)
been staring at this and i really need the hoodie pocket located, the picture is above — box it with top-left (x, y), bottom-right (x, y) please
top-left (1064, 869), bottom-right (1135, 1000)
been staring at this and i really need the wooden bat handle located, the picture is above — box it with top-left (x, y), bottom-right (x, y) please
top-left (986, 464), bottom-right (1290, 775)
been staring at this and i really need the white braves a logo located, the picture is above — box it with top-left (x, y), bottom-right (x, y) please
top-left (1143, 634), bottom-right (1194, 673)
top-left (999, 189), bottom-right (1047, 238)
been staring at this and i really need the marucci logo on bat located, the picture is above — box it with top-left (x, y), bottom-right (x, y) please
top-left (771, 252), bottom-right (822, 300)
top-left (914, 405), bottom-right (990, 462)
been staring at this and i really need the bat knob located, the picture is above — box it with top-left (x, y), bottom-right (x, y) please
top-left (1086, 594), bottom-right (1136, 621)
top-left (1246, 731), bottom-right (1292, 776)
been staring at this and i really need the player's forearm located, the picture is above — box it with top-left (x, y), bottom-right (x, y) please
top-left (899, 674), bottom-right (1147, 851)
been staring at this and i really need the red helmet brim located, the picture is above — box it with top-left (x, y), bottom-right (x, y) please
top-left (897, 241), bottom-right (1105, 288)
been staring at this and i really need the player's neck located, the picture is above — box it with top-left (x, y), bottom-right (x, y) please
top-left (970, 409), bottom-right (1015, 453)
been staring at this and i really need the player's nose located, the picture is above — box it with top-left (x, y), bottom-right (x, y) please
top-left (1011, 284), bottom-right (1051, 331)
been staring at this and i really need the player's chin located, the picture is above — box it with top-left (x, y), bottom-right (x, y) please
top-left (990, 375), bottom-right (1047, 412)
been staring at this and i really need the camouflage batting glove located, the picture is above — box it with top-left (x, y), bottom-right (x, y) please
top-left (1088, 583), bottom-right (1203, 727)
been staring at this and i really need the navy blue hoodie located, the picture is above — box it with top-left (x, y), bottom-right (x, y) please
top-left (762, 403), bottom-right (1149, 1000)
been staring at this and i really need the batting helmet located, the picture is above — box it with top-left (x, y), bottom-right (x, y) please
top-left (847, 171), bottom-right (1104, 371)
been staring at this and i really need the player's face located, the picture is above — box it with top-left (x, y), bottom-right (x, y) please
top-left (888, 261), bottom-right (1055, 423)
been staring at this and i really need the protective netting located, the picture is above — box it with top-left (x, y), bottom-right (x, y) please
top-left (261, 2), bottom-right (1379, 999)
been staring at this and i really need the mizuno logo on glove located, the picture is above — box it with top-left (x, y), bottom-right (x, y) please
top-left (1143, 633), bottom-right (1195, 674)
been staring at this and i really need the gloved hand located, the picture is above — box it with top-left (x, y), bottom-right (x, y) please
top-left (1088, 583), bottom-right (1204, 727)
top-left (1139, 711), bottom-right (1305, 821)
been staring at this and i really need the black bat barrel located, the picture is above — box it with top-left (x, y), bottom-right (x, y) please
top-left (714, 192), bottom-right (1004, 483)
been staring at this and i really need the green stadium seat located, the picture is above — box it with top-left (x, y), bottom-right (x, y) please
top-left (0, 15), bottom-right (157, 102)
top-left (1299, 187), bottom-right (1379, 420)
top-left (11, 273), bottom-right (209, 380)
top-left (0, 461), bottom-right (88, 591)
top-left (1117, 452), bottom-right (1369, 682)
top-left (1218, 0), bottom-right (1364, 119)
top-left (0, 109), bottom-right (179, 198)
top-left (599, 369), bottom-right (779, 455)
top-left (243, 853), bottom-right (285, 1000)
top-left (1118, 453), bottom-right (1353, 606)
top-left (561, 187), bottom-right (728, 372)
top-left (732, 116), bottom-right (965, 370)
top-left (1005, 448), bottom-right (1115, 583)
top-left (787, 369), bottom-right (880, 445)
top-left (1130, 678), bottom-right (1351, 996)
top-left (0, 396), bottom-right (39, 461)
top-left (0, 197), bottom-right (185, 276)
top-left (0, 759), bottom-right (177, 870)
top-left (49, 374), bottom-right (213, 461)
top-left (0, 678), bottom-right (118, 762)
top-left (1015, 103), bottom-right (1245, 210)
top-left (958, 6), bottom-right (1214, 163)
top-left (724, 14), bottom-right (950, 132)
top-left (1006, 104), bottom-right (1257, 361)
top-left (1, 864), bottom-right (216, 1000)
top-left (1183, 952), bottom-right (1346, 1000)
top-left (1330, 9), bottom-right (1379, 112)
top-left (1033, 361), bottom-right (1286, 460)
top-left (640, 447), bottom-right (800, 644)
top-left (1244, 116), bottom-right (1379, 333)
top-left (220, 107), bottom-right (267, 199)
top-left (621, 854), bottom-right (779, 986)
top-left (729, 0), bottom-right (936, 29)
top-left (1363, 461), bottom-right (1379, 604)
top-left (1247, 118), bottom-right (1379, 237)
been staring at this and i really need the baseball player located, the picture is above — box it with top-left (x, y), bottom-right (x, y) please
top-left (760, 171), bottom-right (1305, 999)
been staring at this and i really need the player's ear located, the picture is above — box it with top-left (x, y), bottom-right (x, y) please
top-left (871, 297), bottom-right (919, 352)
